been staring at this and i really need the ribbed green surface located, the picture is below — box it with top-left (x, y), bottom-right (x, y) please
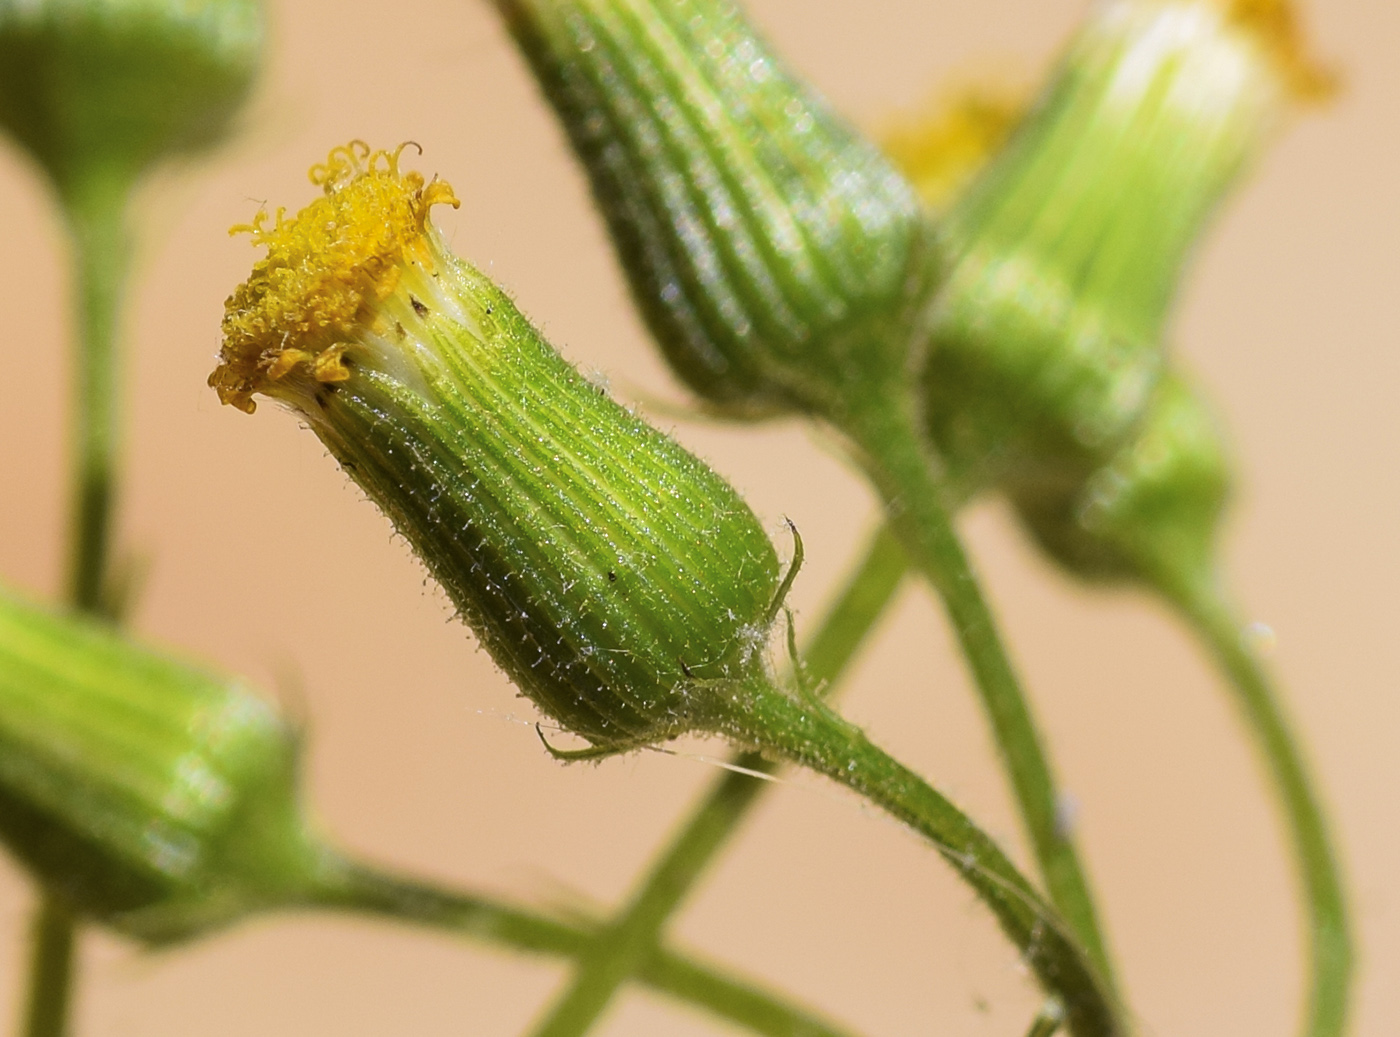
top-left (1015, 370), bottom-right (1231, 584)
top-left (0, 590), bottom-right (306, 942)
top-left (0, 0), bottom-right (263, 196)
top-left (698, 677), bottom-right (1123, 1037)
top-left (499, 0), bottom-right (929, 416)
top-left (298, 238), bottom-right (780, 748)
top-left (925, 0), bottom-right (1280, 496)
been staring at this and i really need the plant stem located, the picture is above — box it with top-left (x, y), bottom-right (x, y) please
top-left (1026, 1000), bottom-right (1065, 1037)
top-left (19, 175), bottom-right (132, 1037)
top-left (62, 179), bottom-right (130, 617)
top-left (526, 525), bottom-right (907, 1037)
top-left (697, 675), bottom-right (1120, 1037)
top-left (19, 899), bottom-right (75, 1037)
top-left (838, 393), bottom-right (1118, 997)
top-left (1158, 571), bottom-right (1352, 1037)
top-left (305, 855), bottom-right (857, 1037)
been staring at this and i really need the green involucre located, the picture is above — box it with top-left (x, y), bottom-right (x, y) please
top-left (498, 0), bottom-right (934, 418)
top-left (0, 590), bottom-right (315, 943)
top-left (1015, 370), bottom-right (1231, 585)
top-left (922, 0), bottom-right (1287, 498)
top-left (0, 0), bottom-right (264, 198)
top-left (260, 233), bottom-right (782, 750)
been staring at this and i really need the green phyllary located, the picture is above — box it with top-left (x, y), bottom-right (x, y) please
top-left (495, 0), bottom-right (935, 422)
top-left (0, 0), bottom-right (264, 200)
top-left (211, 142), bottom-right (782, 752)
top-left (920, 0), bottom-right (1329, 500)
top-left (1014, 370), bottom-right (1230, 587)
top-left (0, 588), bottom-right (318, 944)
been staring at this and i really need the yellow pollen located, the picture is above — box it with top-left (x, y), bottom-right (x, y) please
top-left (210, 140), bottom-right (461, 413)
top-left (880, 84), bottom-right (1027, 210)
top-left (1224, 0), bottom-right (1337, 101)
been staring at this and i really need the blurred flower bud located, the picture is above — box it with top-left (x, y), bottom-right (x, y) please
top-left (919, 0), bottom-right (1329, 498)
top-left (0, 0), bottom-right (264, 199)
top-left (1014, 371), bottom-right (1230, 586)
top-left (495, 0), bottom-right (934, 419)
top-left (211, 143), bottom-right (782, 751)
top-left (0, 587), bottom-right (317, 944)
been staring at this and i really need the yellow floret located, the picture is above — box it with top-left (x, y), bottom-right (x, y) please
top-left (880, 85), bottom-right (1027, 211)
top-left (211, 141), bottom-right (460, 413)
top-left (1225, 0), bottom-right (1337, 100)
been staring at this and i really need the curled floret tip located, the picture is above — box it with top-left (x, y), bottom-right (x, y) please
top-left (211, 140), bottom-right (461, 413)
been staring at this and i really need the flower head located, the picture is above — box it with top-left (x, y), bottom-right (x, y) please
top-left (212, 141), bottom-right (460, 413)
top-left (213, 143), bottom-right (782, 750)
top-left (920, 0), bottom-right (1330, 499)
top-left (0, 0), bottom-right (265, 196)
top-left (497, 0), bottom-right (934, 419)
top-left (0, 587), bottom-right (314, 943)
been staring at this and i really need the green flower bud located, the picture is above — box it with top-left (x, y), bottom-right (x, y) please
top-left (210, 143), bottom-right (782, 751)
top-left (495, 0), bottom-right (933, 419)
top-left (1013, 371), bottom-right (1230, 586)
top-left (919, 0), bottom-right (1328, 498)
top-left (0, 0), bottom-right (264, 198)
top-left (0, 588), bottom-right (316, 944)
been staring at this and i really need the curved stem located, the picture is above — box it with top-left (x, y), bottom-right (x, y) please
top-left (696, 675), bottom-right (1121, 1037)
top-left (838, 394), bottom-right (1118, 998)
top-left (526, 525), bottom-right (907, 1037)
top-left (18, 177), bottom-right (132, 1037)
top-left (19, 899), bottom-right (76, 1037)
top-left (1157, 571), bottom-right (1352, 1037)
top-left (304, 855), bottom-right (857, 1037)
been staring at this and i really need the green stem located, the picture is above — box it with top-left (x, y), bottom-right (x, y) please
top-left (1026, 1000), bottom-right (1066, 1037)
top-left (19, 899), bottom-right (75, 1037)
top-left (838, 393), bottom-right (1118, 999)
top-left (697, 676), bottom-right (1120, 1037)
top-left (305, 855), bottom-right (857, 1037)
top-left (18, 175), bottom-right (133, 1037)
top-left (62, 178), bottom-right (131, 617)
top-left (527, 526), bottom-right (907, 1037)
top-left (1158, 572), bottom-right (1352, 1037)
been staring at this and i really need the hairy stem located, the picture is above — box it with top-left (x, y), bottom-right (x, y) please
top-left (1159, 571), bottom-right (1352, 1037)
top-left (839, 392), bottom-right (1118, 998)
top-left (698, 676), bottom-right (1120, 1037)
top-left (527, 525), bottom-right (907, 1037)
top-left (305, 855), bottom-right (857, 1037)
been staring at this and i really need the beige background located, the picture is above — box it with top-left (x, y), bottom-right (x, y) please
top-left (0, 0), bottom-right (1395, 1033)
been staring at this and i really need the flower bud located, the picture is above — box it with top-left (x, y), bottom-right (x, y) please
top-left (0, 0), bottom-right (264, 198)
top-left (0, 588), bottom-right (316, 944)
top-left (920, 0), bottom-right (1328, 498)
top-left (495, 0), bottom-right (933, 418)
top-left (1013, 371), bottom-right (1230, 586)
top-left (211, 143), bottom-right (782, 750)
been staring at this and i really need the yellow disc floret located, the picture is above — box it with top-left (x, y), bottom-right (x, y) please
top-left (881, 84), bottom-right (1027, 211)
top-left (211, 141), bottom-right (460, 413)
top-left (1224, 0), bottom-right (1337, 100)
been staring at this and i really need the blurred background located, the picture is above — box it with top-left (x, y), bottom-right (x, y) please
top-left (0, 0), bottom-right (1395, 1033)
